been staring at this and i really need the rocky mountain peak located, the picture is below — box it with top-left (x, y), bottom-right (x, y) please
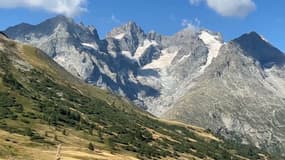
top-left (126, 21), bottom-right (140, 28)
top-left (176, 27), bottom-right (199, 37)
top-left (105, 21), bottom-right (147, 54)
top-left (5, 15), bottom-right (100, 42)
top-left (5, 15), bottom-right (102, 49)
top-left (44, 15), bottom-right (100, 40)
top-left (43, 15), bottom-right (73, 25)
top-left (233, 31), bottom-right (285, 67)
top-left (4, 23), bottom-right (34, 38)
top-left (125, 21), bottom-right (144, 34)
top-left (30, 15), bottom-right (75, 36)
top-left (107, 21), bottom-right (145, 40)
top-left (234, 31), bottom-right (266, 44)
top-left (167, 27), bottom-right (201, 46)
top-left (147, 30), bottom-right (162, 42)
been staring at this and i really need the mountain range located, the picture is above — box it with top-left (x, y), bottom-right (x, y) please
top-left (0, 24), bottom-right (273, 160)
top-left (4, 15), bottom-right (285, 157)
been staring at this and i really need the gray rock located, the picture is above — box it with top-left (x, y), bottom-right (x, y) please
top-left (163, 34), bottom-right (285, 156)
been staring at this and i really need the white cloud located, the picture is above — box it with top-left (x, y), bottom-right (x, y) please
top-left (0, 0), bottom-right (87, 17)
top-left (111, 14), bottom-right (120, 23)
top-left (181, 18), bottom-right (200, 31)
top-left (189, 0), bottom-right (256, 17)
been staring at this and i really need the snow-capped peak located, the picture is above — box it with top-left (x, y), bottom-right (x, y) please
top-left (199, 30), bottom-right (223, 72)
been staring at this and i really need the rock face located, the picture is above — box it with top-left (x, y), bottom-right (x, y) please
top-left (4, 16), bottom-right (285, 155)
top-left (5, 16), bottom-right (219, 112)
top-left (163, 32), bottom-right (285, 155)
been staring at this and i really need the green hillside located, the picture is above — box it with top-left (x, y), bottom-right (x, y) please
top-left (0, 35), bottom-right (275, 159)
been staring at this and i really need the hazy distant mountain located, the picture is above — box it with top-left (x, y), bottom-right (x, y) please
top-left (5, 15), bottom-right (285, 156)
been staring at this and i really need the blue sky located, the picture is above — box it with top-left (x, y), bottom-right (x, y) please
top-left (0, 0), bottom-right (284, 51)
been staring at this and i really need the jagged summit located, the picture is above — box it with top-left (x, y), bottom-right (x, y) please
top-left (5, 15), bottom-right (100, 41)
top-left (123, 21), bottom-right (144, 33)
top-left (5, 15), bottom-right (73, 37)
top-left (4, 22), bottom-right (34, 38)
top-left (146, 30), bottom-right (162, 42)
top-left (107, 21), bottom-right (145, 40)
top-left (42, 15), bottom-right (73, 25)
top-left (233, 31), bottom-right (285, 67)
top-left (105, 21), bottom-right (147, 55)
top-left (126, 21), bottom-right (140, 28)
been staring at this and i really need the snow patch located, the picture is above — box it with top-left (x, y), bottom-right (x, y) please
top-left (134, 40), bottom-right (158, 60)
top-left (260, 35), bottom-right (269, 43)
top-left (81, 43), bottom-right (96, 49)
top-left (120, 40), bottom-right (158, 61)
top-left (53, 55), bottom-right (66, 64)
top-left (121, 51), bottom-right (133, 59)
top-left (128, 71), bottom-right (138, 84)
top-left (114, 33), bottom-right (126, 40)
top-left (143, 49), bottom-right (178, 69)
top-left (108, 51), bottom-right (117, 58)
top-left (178, 54), bottom-right (191, 63)
top-left (199, 31), bottom-right (223, 72)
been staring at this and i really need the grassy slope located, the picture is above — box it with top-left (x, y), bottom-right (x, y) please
top-left (0, 36), bottom-right (276, 160)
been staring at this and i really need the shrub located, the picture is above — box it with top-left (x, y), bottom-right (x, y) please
top-left (88, 142), bottom-right (95, 151)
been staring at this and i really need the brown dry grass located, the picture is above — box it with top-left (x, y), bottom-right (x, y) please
top-left (159, 118), bottom-right (221, 142)
top-left (0, 129), bottom-right (138, 160)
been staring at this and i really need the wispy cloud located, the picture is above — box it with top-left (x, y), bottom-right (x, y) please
top-left (111, 14), bottom-right (121, 23)
top-left (189, 0), bottom-right (202, 6)
top-left (189, 0), bottom-right (256, 18)
top-left (0, 0), bottom-right (87, 17)
top-left (181, 18), bottom-right (200, 31)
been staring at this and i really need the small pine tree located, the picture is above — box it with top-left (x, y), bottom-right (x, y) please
top-left (15, 104), bottom-right (24, 113)
top-left (98, 129), bottom-right (104, 142)
top-left (54, 134), bottom-right (58, 141)
top-left (107, 138), bottom-right (115, 151)
top-left (88, 128), bottom-right (93, 135)
top-left (24, 128), bottom-right (33, 136)
top-left (45, 131), bottom-right (48, 137)
top-left (62, 129), bottom-right (67, 136)
top-left (88, 142), bottom-right (95, 151)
